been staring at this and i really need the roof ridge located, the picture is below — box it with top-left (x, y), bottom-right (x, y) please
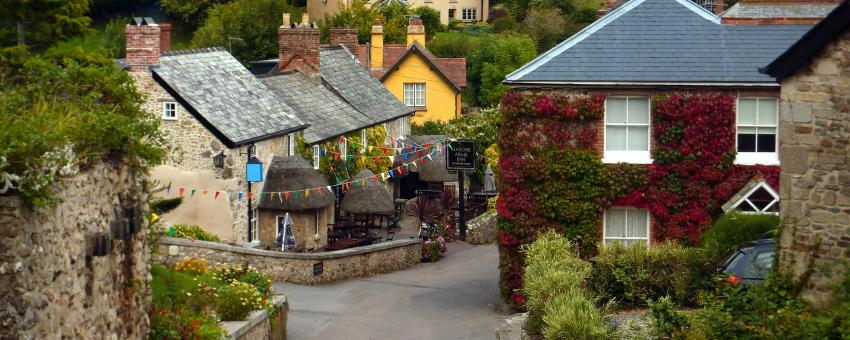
top-left (161, 47), bottom-right (227, 57)
top-left (379, 41), bottom-right (463, 91)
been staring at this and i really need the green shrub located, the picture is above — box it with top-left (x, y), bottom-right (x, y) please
top-left (213, 281), bottom-right (265, 321)
top-left (589, 242), bottom-right (715, 307)
top-left (701, 212), bottom-right (778, 259)
top-left (150, 197), bottom-right (183, 215)
top-left (150, 265), bottom-right (224, 339)
top-left (168, 224), bottom-right (221, 242)
top-left (410, 120), bottom-right (448, 135)
top-left (238, 270), bottom-right (273, 296)
top-left (522, 231), bottom-right (613, 338)
top-left (648, 296), bottom-right (689, 338)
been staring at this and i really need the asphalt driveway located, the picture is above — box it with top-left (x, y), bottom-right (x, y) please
top-left (273, 242), bottom-right (503, 340)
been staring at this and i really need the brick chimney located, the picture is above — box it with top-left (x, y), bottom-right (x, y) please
top-left (159, 23), bottom-right (172, 52)
top-left (277, 13), bottom-right (320, 74)
top-left (125, 18), bottom-right (161, 72)
top-left (370, 19), bottom-right (383, 71)
top-left (330, 27), bottom-right (358, 53)
top-left (406, 17), bottom-right (425, 47)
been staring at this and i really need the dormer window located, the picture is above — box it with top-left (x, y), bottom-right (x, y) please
top-left (162, 102), bottom-right (177, 120)
top-left (722, 179), bottom-right (779, 214)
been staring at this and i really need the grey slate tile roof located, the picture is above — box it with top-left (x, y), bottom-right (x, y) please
top-left (151, 48), bottom-right (306, 146)
top-left (505, 0), bottom-right (812, 85)
top-left (319, 46), bottom-right (414, 123)
top-left (260, 72), bottom-right (374, 144)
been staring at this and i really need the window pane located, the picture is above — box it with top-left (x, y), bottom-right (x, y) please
top-left (758, 99), bottom-right (777, 126)
top-left (627, 98), bottom-right (649, 124)
top-left (606, 126), bottom-right (627, 151)
top-left (607, 98), bottom-right (627, 124)
top-left (627, 126), bottom-right (649, 151)
top-left (737, 133), bottom-right (756, 152)
top-left (756, 132), bottom-right (776, 153)
top-left (606, 210), bottom-right (627, 238)
top-left (738, 98), bottom-right (757, 125)
top-left (748, 187), bottom-right (776, 211)
top-left (627, 209), bottom-right (648, 238)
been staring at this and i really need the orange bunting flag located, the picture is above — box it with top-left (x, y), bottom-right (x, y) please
top-left (179, 187), bottom-right (185, 196)
top-left (247, 192), bottom-right (253, 200)
top-left (305, 189), bottom-right (310, 198)
top-left (285, 192), bottom-right (290, 200)
top-left (214, 191), bottom-right (221, 200)
top-left (368, 146), bottom-right (374, 152)
top-left (360, 156), bottom-right (365, 162)
top-left (202, 190), bottom-right (208, 196)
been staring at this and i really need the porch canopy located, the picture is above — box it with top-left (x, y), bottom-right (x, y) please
top-left (258, 156), bottom-right (333, 210)
top-left (340, 169), bottom-right (394, 214)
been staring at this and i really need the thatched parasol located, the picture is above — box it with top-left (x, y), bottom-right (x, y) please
top-left (258, 156), bottom-right (333, 210)
top-left (417, 152), bottom-right (457, 183)
top-left (340, 169), bottom-right (394, 214)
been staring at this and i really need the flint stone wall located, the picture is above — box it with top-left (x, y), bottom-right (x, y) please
top-left (777, 28), bottom-right (850, 305)
top-left (467, 211), bottom-right (497, 245)
top-left (0, 161), bottom-right (150, 339)
top-left (153, 237), bottom-right (421, 284)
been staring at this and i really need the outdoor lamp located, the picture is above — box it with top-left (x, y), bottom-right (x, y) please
top-left (246, 156), bottom-right (263, 183)
top-left (212, 151), bottom-right (226, 168)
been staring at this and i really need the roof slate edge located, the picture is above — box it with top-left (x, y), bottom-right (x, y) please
top-left (760, 0), bottom-right (850, 81)
top-left (505, 0), bottom-right (720, 83)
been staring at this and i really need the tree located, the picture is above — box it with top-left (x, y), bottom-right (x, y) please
top-left (318, 0), bottom-right (444, 44)
top-left (522, 6), bottom-right (567, 53)
top-left (191, 0), bottom-right (295, 64)
top-left (0, 0), bottom-right (92, 51)
top-left (467, 33), bottom-right (536, 107)
top-left (411, 6), bottom-right (444, 40)
top-left (319, 0), bottom-right (376, 44)
top-left (159, 0), bottom-right (230, 28)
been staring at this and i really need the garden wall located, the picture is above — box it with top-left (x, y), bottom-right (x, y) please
top-left (223, 295), bottom-right (288, 340)
top-left (154, 237), bottom-right (421, 284)
top-left (0, 161), bottom-right (150, 339)
top-left (777, 28), bottom-right (850, 305)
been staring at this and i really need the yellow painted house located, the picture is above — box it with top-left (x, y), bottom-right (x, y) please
top-left (358, 18), bottom-right (466, 125)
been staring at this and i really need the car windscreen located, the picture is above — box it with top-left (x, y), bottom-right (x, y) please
top-left (725, 249), bottom-right (774, 279)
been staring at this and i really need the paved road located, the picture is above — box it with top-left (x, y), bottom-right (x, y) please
top-left (273, 242), bottom-right (504, 340)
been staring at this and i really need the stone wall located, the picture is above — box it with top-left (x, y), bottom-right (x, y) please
top-left (777, 28), bottom-right (850, 304)
top-left (222, 295), bottom-right (288, 340)
top-left (154, 237), bottom-right (421, 284)
top-left (0, 161), bottom-right (150, 339)
top-left (131, 72), bottom-right (297, 243)
top-left (467, 211), bottom-right (497, 245)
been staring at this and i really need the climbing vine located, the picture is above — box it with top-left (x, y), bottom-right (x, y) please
top-left (296, 125), bottom-right (394, 184)
top-left (496, 92), bottom-right (779, 309)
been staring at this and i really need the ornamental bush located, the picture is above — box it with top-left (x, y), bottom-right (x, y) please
top-left (701, 212), bottom-right (778, 259)
top-left (588, 242), bottom-right (715, 307)
top-left (213, 281), bottom-right (266, 321)
top-left (168, 224), bottom-right (221, 242)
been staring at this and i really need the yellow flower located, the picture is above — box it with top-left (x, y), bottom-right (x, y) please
top-left (150, 213), bottom-right (159, 223)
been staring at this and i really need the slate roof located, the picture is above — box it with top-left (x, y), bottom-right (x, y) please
top-left (256, 46), bottom-right (414, 144)
top-left (149, 48), bottom-right (306, 147)
top-left (505, 0), bottom-right (811, 86)
top-left (260, 72), bottom-right (374, 144)
top-left (319, 46), bottom-right (414, 123)
top-left (761, 0), bottom-right (850, 81)
top-left (369, 43), bottom-right (467, 89)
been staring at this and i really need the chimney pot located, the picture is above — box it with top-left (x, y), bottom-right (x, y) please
top-left (282, 13), bottom-right (291, 28)
top-left (301, 13), bottom-right (310, 27)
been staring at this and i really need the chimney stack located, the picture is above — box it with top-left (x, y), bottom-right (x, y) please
top-left (125, 17), bottom-right (161, 71)
top-left (159, 23), bottom-right (172, 52)
top-left (277, 13), bottom-right (320, 73)
top-left (330, 28), bottom-right (359, 53)
top-left (406, 17), bottom-right (425, 47)
top-left (370, 19), bottom-right (383, 71)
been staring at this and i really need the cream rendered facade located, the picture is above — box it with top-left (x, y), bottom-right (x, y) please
top-left (307, 0), bottom-right (489, 26)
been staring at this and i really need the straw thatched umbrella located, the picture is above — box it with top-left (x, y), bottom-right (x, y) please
top-left (417, 152), bottom-right (456, 183)
top-left (258, 156), bottom-right (333, 210)
top-left (340, 169), bottom-right (394, 213)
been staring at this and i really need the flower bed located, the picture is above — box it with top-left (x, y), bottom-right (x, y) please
top-left (150, 259), bottom-right (278, 339)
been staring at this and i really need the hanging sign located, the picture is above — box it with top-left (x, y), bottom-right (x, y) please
top-left (446, 139), bottom-right (476, 171)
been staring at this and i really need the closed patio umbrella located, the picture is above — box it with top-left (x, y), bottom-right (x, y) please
top-left (484, 165), bottom-right (496, 193)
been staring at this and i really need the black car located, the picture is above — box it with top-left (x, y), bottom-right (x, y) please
top-left (718, 238), bottom-right (776, 286)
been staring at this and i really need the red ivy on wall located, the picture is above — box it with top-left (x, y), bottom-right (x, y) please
top-left (496, 92), bottom-right (779, 310)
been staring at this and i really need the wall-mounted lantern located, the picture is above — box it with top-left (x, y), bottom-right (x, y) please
top-left (213, 151), bottom-right (226, 168)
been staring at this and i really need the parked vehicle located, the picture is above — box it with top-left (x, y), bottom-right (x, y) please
top-left (718, 238), bottom-right (776, 286)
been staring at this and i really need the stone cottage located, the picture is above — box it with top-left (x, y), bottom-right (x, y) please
top-left (760, 0), bottom-right (850, 304)
top-left (120, 18), bottom-right (308, 243)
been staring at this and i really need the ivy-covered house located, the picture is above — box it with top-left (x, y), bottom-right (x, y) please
top-left (496, 0), bottom-right (824, 307)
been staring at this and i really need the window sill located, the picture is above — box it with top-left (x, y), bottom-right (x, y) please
top-left (602, 151), bottom-right (652, 164)
top-left (735, 153), bottom-right (779, 166)
top-left (406, 106), bottom-right (426, 111)
top-left (162, 117), bottom-right (177, 121)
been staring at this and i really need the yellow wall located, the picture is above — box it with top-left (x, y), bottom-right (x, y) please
top-left (382, 53), bottom-right (461, 125)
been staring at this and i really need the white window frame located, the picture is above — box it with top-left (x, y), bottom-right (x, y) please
top-left (403, 83), bottom-right (426, 107)
top-left (312, 145), bottom-right (320, 169)
top-left (726, 181), bottom-right (780, 215)
top-left (288, 134), bottom-right (296, 156)
top-left (603, 207), bottom-right (651, 246)
top-left (603, 97), bottom-right (652, 164)
top-left (462, 8), bottom-right (477, 21)
top-left (361, 129), bottom-right (368, 153)
top-left (735, 97), bottom-right (779, 166)
top-left (162, 102), bottom-right (177, 120)
top-left (339, 138), bottom-right (348, 160)
top-left (251, 208), bottom-right (259, 242)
